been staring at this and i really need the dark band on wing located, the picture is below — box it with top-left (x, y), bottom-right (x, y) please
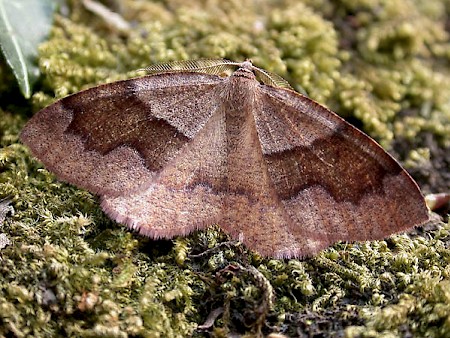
top-left (264, 123), bottom-right (404, 203)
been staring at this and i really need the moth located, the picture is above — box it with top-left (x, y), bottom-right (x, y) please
top-left (21, 59), bottom-right (429, 258)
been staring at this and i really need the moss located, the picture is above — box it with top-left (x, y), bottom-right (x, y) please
top-left (1, 0), bottom-right (449, 336)
top-left (346, 230), bottom-right (450, 337)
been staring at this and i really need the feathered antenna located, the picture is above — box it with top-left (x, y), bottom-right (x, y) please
top-left (141, 59), bottom-right (293, 89)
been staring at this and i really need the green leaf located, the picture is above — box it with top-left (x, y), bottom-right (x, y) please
top-left (0, 0), bottom-right (56, 98)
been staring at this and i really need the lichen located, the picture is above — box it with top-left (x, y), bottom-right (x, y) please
top-left (1, 0), bottom-right (449, 337)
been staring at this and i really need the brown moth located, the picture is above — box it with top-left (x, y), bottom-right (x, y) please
top-left (20, 59), bottom-right (429, 258)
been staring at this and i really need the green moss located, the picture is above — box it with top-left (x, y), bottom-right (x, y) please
top-left (1, 0), bottom-right (449, 336)
top-left (346, 230), bottom-right (450, 337)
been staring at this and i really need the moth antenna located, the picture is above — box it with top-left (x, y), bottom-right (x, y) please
top-left (141, 59), bottom-right (293, 89)
top-left (141, 59), bottom-right (240, 77)
top-left (251, 66), bottom-right (293, 89)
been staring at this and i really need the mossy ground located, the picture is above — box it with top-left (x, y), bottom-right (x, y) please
top-left (0, 0), bottom-right (449, 337)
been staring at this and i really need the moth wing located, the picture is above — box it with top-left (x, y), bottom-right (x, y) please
top-left (251, 85), bottom-right (429, 257)
top-left (20, 73), bottom-right (224, 196)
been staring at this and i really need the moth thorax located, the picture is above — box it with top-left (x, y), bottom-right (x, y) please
top-left (221, 74), bottom-right (258, 107)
